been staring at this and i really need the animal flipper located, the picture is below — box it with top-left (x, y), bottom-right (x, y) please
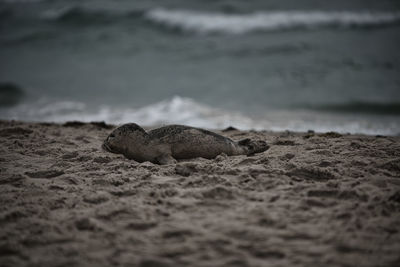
top-left (155, 154), bottom-right (177, 165)
top-left (238, 138), bottom-right (251, 146)
top-left (238, 138), bottom-right (269, 156)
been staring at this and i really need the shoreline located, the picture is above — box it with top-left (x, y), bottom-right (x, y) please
top-left (3, 95), bottom-right (400, 137)
top-left (1, 120), bottom-right (399, 267)
top-left (1, 118), bottom-right (398, 137)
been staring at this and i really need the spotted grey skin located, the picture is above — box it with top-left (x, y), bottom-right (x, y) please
top-left (102, 123), bottom-right (269, 165)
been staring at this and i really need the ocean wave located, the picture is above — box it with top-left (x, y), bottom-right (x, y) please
top-left (1, 96), bottom-right (400, 135)
top-left (40, 6), bottom-right (121, 24)
top-left (2, 96), bottom-right (257, 130)
top-left (39, 6), bottom-right (146, 23)
top-left (4, 6), bottom-right (400, 33)
top-left (144, 8), bottom-right (400, 34)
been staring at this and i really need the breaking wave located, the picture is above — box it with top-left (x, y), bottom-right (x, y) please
top-left (144, 8), bottom-right (400, 34)
top-left (2, 96), bottom-right (257, 130)
top-left (3, 6), bottom-right (400, 34)
top-left (2, 96), bottom-right (400, 135)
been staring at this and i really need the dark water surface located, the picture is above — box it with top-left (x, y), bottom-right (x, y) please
top-left (1, 0), bottom-right (400, 134)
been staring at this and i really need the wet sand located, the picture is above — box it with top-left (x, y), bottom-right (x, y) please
top-left (0, 120), bottom-right (399, 267)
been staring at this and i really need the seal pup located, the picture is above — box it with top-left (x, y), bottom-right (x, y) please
top-left (102, 123), bottom-right (269, 165)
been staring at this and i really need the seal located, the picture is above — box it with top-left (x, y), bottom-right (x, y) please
top-left (102, 123), bottom-right (269, 165)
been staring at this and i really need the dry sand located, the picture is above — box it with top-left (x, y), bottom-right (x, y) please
top-left (0, 120), bottom-right (399, 267)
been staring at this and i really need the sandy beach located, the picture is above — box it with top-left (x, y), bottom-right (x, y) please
top-left (0, 120), bottom-right (399, 267)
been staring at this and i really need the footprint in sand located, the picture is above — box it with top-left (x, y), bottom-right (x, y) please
top-left (0, 127), bottom-right (33, 137)
top-left (25, 169), bottom-right (64, 179)
top-left (288, 167), bottom-right (337, 182)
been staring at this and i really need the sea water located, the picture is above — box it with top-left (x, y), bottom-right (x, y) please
top-left (1, 0), bottom-right (400, 135)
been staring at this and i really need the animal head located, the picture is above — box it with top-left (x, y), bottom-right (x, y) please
top-left (102, 123), bottom-right (147, 154)
top-left (238, 138), bottom-right (269, 155)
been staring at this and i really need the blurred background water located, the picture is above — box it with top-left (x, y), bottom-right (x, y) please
top-left (1, 0), bottom-right (400, 135)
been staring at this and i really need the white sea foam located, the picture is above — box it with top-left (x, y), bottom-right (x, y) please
top-left (144, 8), bottom-right (400, 34)
top-left (40, 6), bottom-right (77, 21)
top-left (3, 96), bottom-right (257, 130)
top-left (2, 96), bottom-right (399, 135)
